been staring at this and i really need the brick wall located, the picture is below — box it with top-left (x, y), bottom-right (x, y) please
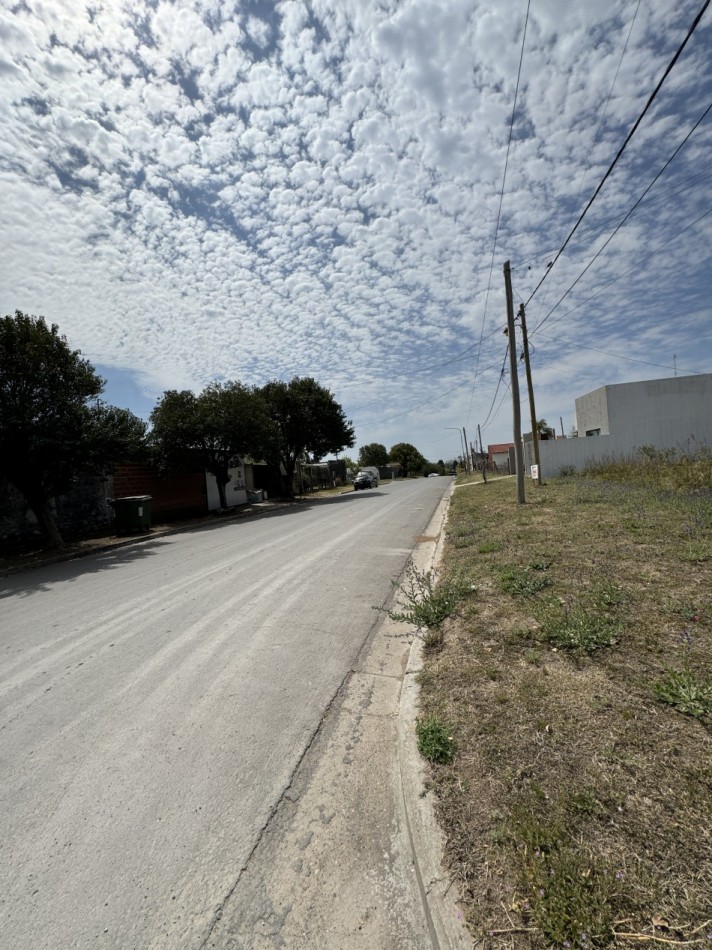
top-left (112, 463), bottom-right (207, 521)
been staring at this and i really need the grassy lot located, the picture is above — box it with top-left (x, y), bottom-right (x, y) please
top-left (414, 462), bottom-right (711, 948)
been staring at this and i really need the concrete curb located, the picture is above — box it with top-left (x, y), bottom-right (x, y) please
top-left (396, 488), bottom-right (476, 949)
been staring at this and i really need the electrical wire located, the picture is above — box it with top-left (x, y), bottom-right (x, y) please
top-left (480, 344), bottom-right (510, 431)
top-left (568, 0), bottom-right (642, 230)
top-left (535, 331), bottom-right (705, 375)
top-left (530, 203), bottom-right (712, 333)
top-left (512, 169), bottom-right (712, 274)
top-left (524, 0), bottom-right (711, 307)
top-left (467, 0), bottom-right (531, 419)
top-left (533, 97), bottom-right (712, 334)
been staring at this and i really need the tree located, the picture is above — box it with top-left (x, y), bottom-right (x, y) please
top-left (537, 418), bottom-right (556, 439)
top-left (150, 381), bottom-right (271, 509)
top-left (341, 455), bottom-right (359, 479)
top-left (358, 443), bottom-right (388, 468)
top-left (260, 377), bottom-right (355, 497)
top-left (0, 310), bottom-right (146, 548)
top-left (388, 442), bottom-right (426, 477)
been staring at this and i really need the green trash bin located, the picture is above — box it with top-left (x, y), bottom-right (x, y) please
top-left (109, 495), bottom-right (152, 535)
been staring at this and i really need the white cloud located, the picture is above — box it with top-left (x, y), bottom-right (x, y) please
top-left (0, 0), bottom-right (709, 454)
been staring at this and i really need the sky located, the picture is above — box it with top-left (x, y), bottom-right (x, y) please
top-left (1, 0), bottom-right (711, 465)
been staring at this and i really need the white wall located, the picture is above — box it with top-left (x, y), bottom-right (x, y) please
top-left (205, 464), bottom-right (247, 510)
top-left (541, 374), bottom-right (712, 478)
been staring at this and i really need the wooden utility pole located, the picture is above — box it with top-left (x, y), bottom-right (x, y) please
top-left (504, 261), bottom-right (525, 504)
top-left (462, 427), bottom-right (471, 474)
top-left (518, 302), bottom-right (542, 485)
top-left (478, 423), bottom-right (487, 483)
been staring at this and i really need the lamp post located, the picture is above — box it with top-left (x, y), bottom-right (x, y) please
top-left (445, 427), bottom-right (468, 473)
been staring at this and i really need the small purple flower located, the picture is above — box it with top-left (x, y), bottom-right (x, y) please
top-left (615, 870), bottom-right (625, 880)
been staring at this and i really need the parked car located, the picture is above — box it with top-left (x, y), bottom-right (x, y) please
top-left (353, 471), bottom-right (376, 490)
top-left (427, 472), bottom-right (440, 477)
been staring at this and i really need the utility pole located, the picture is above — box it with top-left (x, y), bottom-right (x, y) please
top-left (478, 423), bottom-right (487, 483)
top-left (462, 427), bottom-right (471, 474)
top-left (504, 261), bottom-right (525, 504)
top-left (560, 416), bottom-right (564, 438)
top-left (518, 302), bottom-right (542, 486)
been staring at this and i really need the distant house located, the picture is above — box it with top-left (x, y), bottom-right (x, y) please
top-left (379, 462), bottom-right (402, 480)
top-left (528, 373), bottom-right (712, 477)
top-left (488, 443), bottom-right (514, 474)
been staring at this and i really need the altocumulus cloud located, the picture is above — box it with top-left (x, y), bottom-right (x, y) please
top-left (0, 0), bottom-right (710, 455)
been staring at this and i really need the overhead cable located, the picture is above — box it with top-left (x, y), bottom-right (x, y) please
top-left (533, 98), bottom-right (712, 334)
top-left (524, 0), bottom-right (711, 307)
top-left (467, 0), bottom-right (531, 420)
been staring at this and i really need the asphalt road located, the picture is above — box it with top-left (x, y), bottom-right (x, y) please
top-left (0, 477), bottom-right (452, 949)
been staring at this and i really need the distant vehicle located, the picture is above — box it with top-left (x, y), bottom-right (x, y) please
top-left (448, 470), bottom-right (457, 475)
top-left (359, 466), bottom-right (379, 486)
top-left (427, 472), bottom-right (439, 477)
top-left (353, 471), bottom-right (376, 491)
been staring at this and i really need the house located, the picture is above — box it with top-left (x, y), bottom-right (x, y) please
top-left (529, 373), bottom-right (712, 477)
top-left (488, 443), bottom-right (515, 474)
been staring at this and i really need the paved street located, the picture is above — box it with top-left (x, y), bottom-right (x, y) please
top-left (0, 478), bottom-right (452, 949)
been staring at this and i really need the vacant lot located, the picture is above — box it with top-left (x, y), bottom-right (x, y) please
top-left (418, 469), bottom-right (711, 949)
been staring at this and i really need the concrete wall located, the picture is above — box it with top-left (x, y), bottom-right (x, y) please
top-left (540, 374), bottom-right (712, 478)
top-left (575, 386), bottom-right (610, 435)
top-left (606, 374), bottom-right (712, 446)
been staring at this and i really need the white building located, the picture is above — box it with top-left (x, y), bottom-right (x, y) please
top-left (529, 373), bottom-right (712, 477)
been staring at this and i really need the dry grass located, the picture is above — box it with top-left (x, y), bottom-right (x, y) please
top-left (418, 473), bottom-right (712, 949)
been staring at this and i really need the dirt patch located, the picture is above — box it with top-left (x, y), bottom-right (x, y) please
top-left (418, 477), bottom-right (711, 949)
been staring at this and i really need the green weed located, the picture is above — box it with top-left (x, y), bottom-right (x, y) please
top-left (537, 604), bottom-right (620, 653)
top-left (416, 715), bottom-right (456, 764)
top-left (387, 563), bottom-right (472, 628)
top-left (497, 565), bottom-right (553, 596)
top-left (653, 668), bottom-right (712, 718)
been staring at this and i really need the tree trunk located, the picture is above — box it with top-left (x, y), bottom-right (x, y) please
top-left (282, 458), bottom-right (296, 497)
top-left (217, 478), bottom-right (228, 509)
top-left (29, 494), bottom-right (65, 550)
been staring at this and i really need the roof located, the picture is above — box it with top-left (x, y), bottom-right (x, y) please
top-left (488, 443), bottom-right (514, 454)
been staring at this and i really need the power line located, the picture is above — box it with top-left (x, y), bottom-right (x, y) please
top-left (468, 0), bottom-right (531, 419)
top-left (513, 169), bottom-right (712, 274)
top-left (533, 97), bottom-right (712, 334)
top-left (524, 0), bottom-right (711, 307)
top-left (563, 0), bottom-right (642, 237)
top-left (535, 331), bottom-right (705, 375)
top-left (358, 354), bottom-right (507, 429)
top-left (530, 203), bottom-right (712, 333)
top-left (480, 344), bottom-right (510, 430)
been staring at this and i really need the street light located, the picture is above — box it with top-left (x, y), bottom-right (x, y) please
top-left (445, 427), bottom-right (468, 473)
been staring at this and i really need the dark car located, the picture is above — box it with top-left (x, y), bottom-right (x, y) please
top-left (353, 471), bottom-right (375, 491)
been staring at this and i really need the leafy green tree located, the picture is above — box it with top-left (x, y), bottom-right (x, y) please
top-left (358, 443), bottom-right (388, 468)
top-left (341, 455), bottom-right (359, 478)
top-left (388, 442), bottom-right (426, 477)
top-left (0, 310), bottom-right (146, 549)
top-left (260, 377), bottom-right (355, 497)
top-left (537, 418), bottom-right (556, 439)
top-left (150, 381), bottom-right (271, 509)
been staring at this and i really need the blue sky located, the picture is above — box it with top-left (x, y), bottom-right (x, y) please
top-left (1, 0), bottom-right (710, 464)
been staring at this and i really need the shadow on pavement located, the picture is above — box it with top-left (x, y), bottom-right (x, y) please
top-left (0, 488), bottom-right (396, 597)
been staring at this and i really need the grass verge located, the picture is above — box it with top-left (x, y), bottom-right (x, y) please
top-left (418, 472), bottom-right (712, 948)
